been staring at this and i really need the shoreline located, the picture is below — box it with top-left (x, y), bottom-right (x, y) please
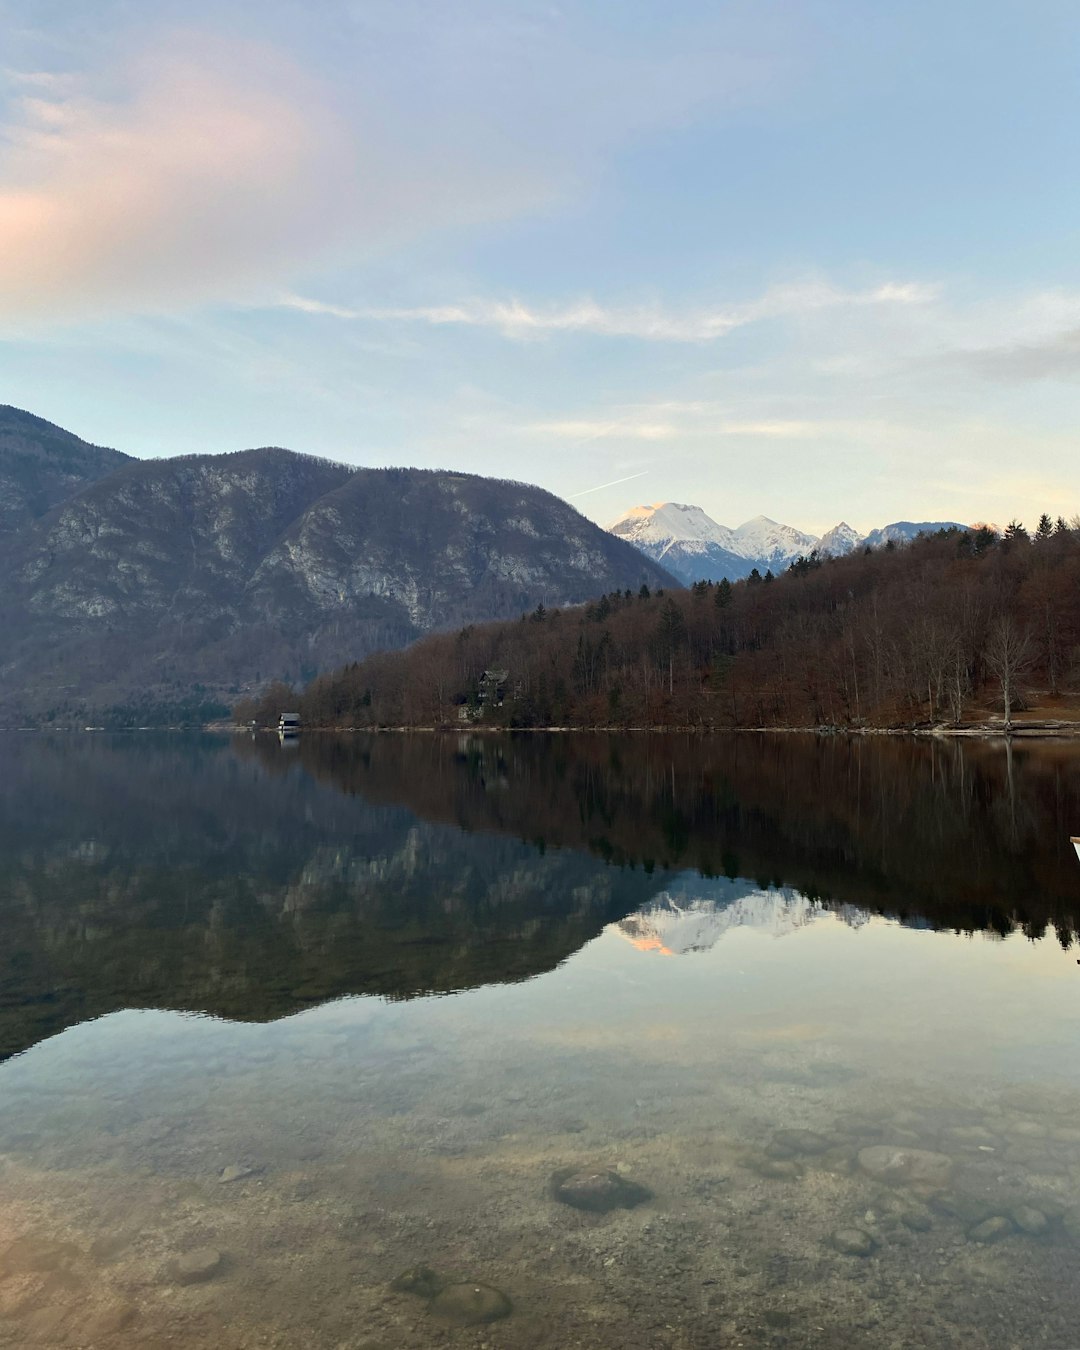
top-left (232, 721), bottom-right (1080, 740)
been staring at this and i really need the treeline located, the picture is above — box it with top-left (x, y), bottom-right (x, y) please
top-left (236, 516), bottom-right (1080, 730)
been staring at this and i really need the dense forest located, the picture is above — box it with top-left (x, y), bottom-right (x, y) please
top-left (236, 517), bottom-right (1080, 730)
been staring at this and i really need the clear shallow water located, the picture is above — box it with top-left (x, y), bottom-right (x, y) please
top-left (2, 734), bottom-right (1080, 1347)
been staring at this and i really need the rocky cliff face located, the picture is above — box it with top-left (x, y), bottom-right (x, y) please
top-left (0, 406), bottom-right (130, 536)
top-left (0, 412), bottom-right (674, 719)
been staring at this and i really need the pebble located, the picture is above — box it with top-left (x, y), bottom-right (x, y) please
top-left (429, 1282), bottom-right (512, 1325)
top-left (769, 1129), bottom-right (832, 1157)
top-left (549, 1166), bottom-right (652, 1212)
top-left (391, 1264), bottom-right (444, 1298)
top-left (968, 1216), bottom-right (1013, 1244)
top-left (831, 1228), bottom-right (877, 1257)
top-left (900, 1207), bottom-right (933, 1233)
top-left (752, 1159), bottom-right (801, 1180)
top-left (167, 1247), bottom-right (224, 1284)
top-left (219, 1164), bottom-right (259, 1184)
top-left (1011, 1205), bottom-right (1048, 1236)
top-left (857, 1146), bottom-right (953, 1189)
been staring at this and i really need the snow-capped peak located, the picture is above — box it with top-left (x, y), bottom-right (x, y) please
top-left (817, 521), bottom-right (865, 556)
top-left (730, 515), bottom-right (819, 563)
top-left (608, 502), bottom-right (738, 551)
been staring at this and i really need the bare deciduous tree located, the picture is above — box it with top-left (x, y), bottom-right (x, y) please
top-left (984, 615), bottom-right (1037, 731)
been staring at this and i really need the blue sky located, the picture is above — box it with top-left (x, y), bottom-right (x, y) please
top-left (2, 0), bottom-right (1079, 534)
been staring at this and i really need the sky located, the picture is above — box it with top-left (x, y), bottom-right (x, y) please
top-left (2, 0), bottom-right (1080, 535)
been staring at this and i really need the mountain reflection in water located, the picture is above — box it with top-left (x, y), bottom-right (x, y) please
top-left (4, 733), bottom-right (1080, 1348)
top-left (0, 730), bottom-right (1077, 1059)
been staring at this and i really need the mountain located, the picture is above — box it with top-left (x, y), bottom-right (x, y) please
top-left (609, 502), bottom-right (969, 582)
top-left (730, 514), bottom-right (819, 565)
top-left (609, 503), bottom-right (820, 583)
top-left (863, 520), bottom-right (966, 548)
top-left (607, 501), bottom-right (752, 583)
top-left (0, 406), bottom-right (131, 536)
top-left (817, 521), bottom-right (865, 556)
top-left (0, 410), bottom-right (675, 721)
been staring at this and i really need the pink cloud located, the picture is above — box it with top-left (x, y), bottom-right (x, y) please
top-left (0, 38), bottom-right (358, 320)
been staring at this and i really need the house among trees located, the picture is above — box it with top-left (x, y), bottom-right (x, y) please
top-left (458, 669), bottom-right (510, 722)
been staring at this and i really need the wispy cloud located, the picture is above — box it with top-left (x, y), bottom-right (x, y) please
top-left (278, 278), bottom-right (938, 344)
top-left (528, 415), bottom-right (825, 440)
top-left (531, 419), bottom-right (678, 441)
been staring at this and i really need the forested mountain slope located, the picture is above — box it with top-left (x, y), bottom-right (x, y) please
top-left (0, 410), bottom-right (674, 722)
top-left (264, 520), bottom-right (1080, 730)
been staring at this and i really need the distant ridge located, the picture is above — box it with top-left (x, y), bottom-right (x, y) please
top-left (608, 501), bottom-right (967, 583)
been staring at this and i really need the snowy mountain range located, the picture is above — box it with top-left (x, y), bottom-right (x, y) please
top-left (607, 502), bottom-right (965, 584)
top-left (612, 875), bottom-right (871, 955)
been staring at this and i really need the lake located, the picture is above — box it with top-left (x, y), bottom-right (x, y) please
top-left (2, 731), bottom-right (1080, 1348)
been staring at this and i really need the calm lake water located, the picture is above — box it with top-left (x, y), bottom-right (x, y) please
top-left (2, 731), bottom-right (1080, 1348)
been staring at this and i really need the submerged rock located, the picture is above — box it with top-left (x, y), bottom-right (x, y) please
top-left (899, 1206), bottom-right (933, 1233)
top-left (968, 1216), bottom-right (1013, 1244)
top-left (391, 1264), bottom-right (445, 1299)
top-left (550, 1166), bottom-right (652, 1212)
top-left (1011, 1205), bottom-right (1048, 1236)
top-left (830, 1228), bottom-right (877, 1257)
top-left (167, 1247), bottom-right (224, 1284)
top-left (752, 1159), bottom-right (802, 1180)
top-left (769, 1129), bottom-right (832, 1157)
top-left (219, 1164), bottom-right (260, 1184)
top-left (429, 1282), bottom-right (512, 1325)
top-left (857, 1146), bottom-right (953, 1189)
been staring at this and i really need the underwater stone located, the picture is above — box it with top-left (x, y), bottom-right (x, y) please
top-left (391, 1265), bottom-right (445, 1299)
top-left (830, 1228), bottom-right (877, 1257)
top-left (968, 1216), bottom-right (1013, 1244)
top-left (550, 1166), bottom-right (652, 1212)
top-left (899, 1206), bottom-right (933, 1232)
top-left (857, 1146), bottom-right (953, 1189)
top-left (429, 1282), bottom-right (512, 1325)
top-left (752, 1159), bottom-right (801, 1180)
top-left (1011, 1205), bottom-right (1049, 1236)
top-left (168, 1247), bottom-right (224, 1284)
top-left (219, 1164), bottom-right (260, 1184)
top-left (769, 1129), bottom-right (832, 1157)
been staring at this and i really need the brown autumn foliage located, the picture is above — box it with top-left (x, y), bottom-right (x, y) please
top-left (235, 518), bottom-right (1080, 729)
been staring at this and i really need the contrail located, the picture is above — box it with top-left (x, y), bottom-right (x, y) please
top-left (569, 470), bottom-right (649, 499)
